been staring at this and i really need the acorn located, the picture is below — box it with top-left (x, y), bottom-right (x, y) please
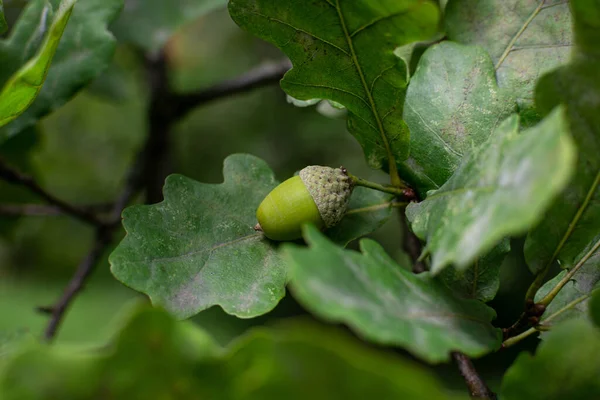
top-left (255, 166), bottom-right (355, 241)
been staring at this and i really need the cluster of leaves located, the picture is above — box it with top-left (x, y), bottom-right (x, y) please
top-left (0, 0), bottom-right (599, 398)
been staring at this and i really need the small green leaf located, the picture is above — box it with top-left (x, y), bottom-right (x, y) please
top-left (535, 242), bottom-right (600, 328)
top-left (524, 0), bottom-right (600, 276)
top-left (285, 225), bottom-right (501, 363)
top-left (439, 239), bottom-right (510, 302)
top-left (0, 0), bottom-right (7, 35)
top-left (327, 187), bottom-right (394, 246)
top-left (0, 0), bottom-right (122, 141)
top-left (445, 0), bottom-right (573, 124)
top-left (407, 107), bottom-right (575, 273)
top-left (228, 0), bottom-right (440, 172)
top-left (501, 319), bottom-right (600, 400)
top-left (400, 42), bottom-right (515, 194)
top-left (110, 154), bottom-right (286, 319)
top-left (0, 0), bottom-right (77, 129)
top-left (112, 0), bottom-right (226, 54)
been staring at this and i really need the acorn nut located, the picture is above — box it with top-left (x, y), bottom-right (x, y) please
top-left (255, 165), bottom-right (355, 241)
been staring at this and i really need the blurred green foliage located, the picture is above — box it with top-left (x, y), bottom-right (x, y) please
top-left (0, 2), bottom-right (545, 396)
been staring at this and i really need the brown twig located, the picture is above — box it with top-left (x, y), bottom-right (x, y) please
top-left (0, 204), bottom-right (63, 217)
top-left (140, 55), bottom-right (291, 203)
top-left (452, 352), bottom-right (496, 399)
top-left (0, 158), bottom-right (103, 226)
top-left (502, 299), bottom-right (548, 341)
top-left (41, 155), bottom-right (147, 341)
top-left (43, 226), bottom-right (112, 340)
top-left (0, 203), bottom-right (113, 218)
top-left (140, 50), bottom-right (173, 204)
top-left (39, 53), bottom-right (163, 340)
top-left (400, 213), bottom-right (427, 273)
top-left (174, 59), bottom-right (291, 120)
top-left (397, 187), bottom-right (426, 273)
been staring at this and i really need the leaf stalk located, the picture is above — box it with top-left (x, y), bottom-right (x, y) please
top-left (349, 173), bottom-right (410, 197)
top-left (502, 292), bottom-right (593, 348)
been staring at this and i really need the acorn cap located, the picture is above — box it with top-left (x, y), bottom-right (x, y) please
top-left (299, 166), bottom-right (354, 228)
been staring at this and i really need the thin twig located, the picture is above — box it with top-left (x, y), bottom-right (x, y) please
top-left (174, 59), bottom-right (291, 120)
top-left (140, 56), bottom-right (291, 204)
top-left (139, 50), bottom-right (174, 204)
top-left (502, 311), bottom-right (528, 340)
top-left (397, 190), bottom-right (426, 274)
top-left (43, 226), bottom-right (112, 340)
top-left (0, 158), bottom-right (102, 226)
top-left (41, 159), bottom-right (146, 341)
top-left (0, 203), bottom-right (113, 218)
top-left (0, 204), bottom-right (63, 216)
top-left (503, 238), bottom-right (600, 341)
top-left (41, 154), bottom-right (147, 341)
top-left (452, 352), bottom-right (496, 399)
top-left (502, 292), bottom-right (594, 348)
top-left (40, 50), bottom-right (173, 340)
top-left (400, 213), bottom-right (427, 273)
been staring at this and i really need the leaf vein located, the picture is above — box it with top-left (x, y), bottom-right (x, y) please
top-left (406, 102), bottom-right (463, 158)
top-left (349, 9), bottom-right (411, 39)
top-left (495, 0), bottom-right (547, 70)
top-left (129, 233), bottom-right (262, 265)
top-left (244, 9), bottom-right (350, 56)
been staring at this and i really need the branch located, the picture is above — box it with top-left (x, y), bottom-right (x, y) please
top-left (0, 203), bottom-right (113, 217)
top-left (400, 214), bottom-right (428, 273)
top-left (397, 192), bottom-right (426, 274)
top-left (0, 204), bottom-right (63, 217)
top-left (39, 52), bottom-right (162, 339)
top-left (452, 352), bottom-right (497, 400)
top-left (140, 50), bottom-right (173, 204)
top-left (43, 226), bottom-right (112, 340)
top-left (502, 292), bottom-right (593, 348)
top-left (503, 239), bottom-right (600, 341)
top-left (502, 300), bottom-right (547, 340)
top-left (173, 59), bottom-right (291, 120)
top-left (41, 155), bottom-right (147, 340)
top-left (0, 157), bottom-right (102, 226)
top-left (140, 56), bottom-right (291, 203)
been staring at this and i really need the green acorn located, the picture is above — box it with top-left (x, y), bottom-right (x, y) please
top-left (255, 166), bottom-right (355, 241)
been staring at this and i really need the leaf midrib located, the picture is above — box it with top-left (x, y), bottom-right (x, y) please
top-left (308, 277), bottom-right (492, 325)
top-left (495, 0), bottom-right (570, 70)
top-left (125, 232), bottom-right (263, 265)
top-left (334, 0), bottom-right (398, 182)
